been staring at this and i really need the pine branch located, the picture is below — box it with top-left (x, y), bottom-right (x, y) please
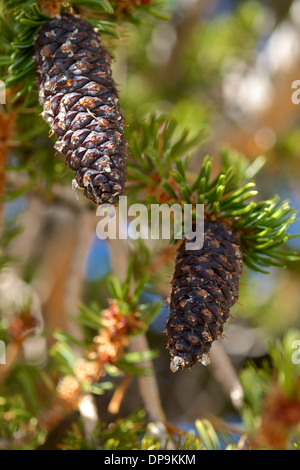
top-left (128, 334), bottom-right (164, 423)
top-left (127, 116), bottom-right (298, 272)
top-left (47, 264), bottom-right (162, 437)
top-left (108, 237), bottom-right (171, 446)
top-left (127, 115), bottom-right (298, 371)
top-left (240, 330), bottom-right (300, 450)
top-left (0, 0), bottom-right (167, 100)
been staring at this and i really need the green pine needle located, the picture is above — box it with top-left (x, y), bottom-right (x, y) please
top-left (194, 155), bottom-right (298, 272)
top-left (128, 115), bottom-right (298, 273)
top-left (0, 0), bottom-right (169, 101)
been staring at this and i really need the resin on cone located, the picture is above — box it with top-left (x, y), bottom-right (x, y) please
top-left (35, 14), bottom-right (127, 205)
top-left (166, 219), bottom-right (243, 372)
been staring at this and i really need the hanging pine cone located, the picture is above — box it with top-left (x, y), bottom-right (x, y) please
top-left (166, 219), bottom-right (243, 372)
top-left (34, 14), bottom-right (127, 205)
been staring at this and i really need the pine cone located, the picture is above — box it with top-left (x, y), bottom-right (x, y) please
top-left (35, 14), bottom-right (127, 205)
top-left (166, 219), bottom-right (243, 372)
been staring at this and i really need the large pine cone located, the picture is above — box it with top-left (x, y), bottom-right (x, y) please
top-left (166, 219), bottom-right (243, 372)
top-left (35, 14), bottom-right (127, 205)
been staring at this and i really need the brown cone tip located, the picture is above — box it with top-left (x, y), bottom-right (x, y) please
top-left (35, 14), bottom-right (127, 205)
top-left (166, 219), bottom-right (243, 371)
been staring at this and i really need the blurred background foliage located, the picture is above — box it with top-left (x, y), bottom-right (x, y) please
top-left (1, 0), bottom-right (300, 450)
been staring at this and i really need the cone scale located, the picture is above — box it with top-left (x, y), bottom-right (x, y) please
top-left (166, 219), bottom-right (243, 372)
top-left (35, 14), bottom-right (127, 205)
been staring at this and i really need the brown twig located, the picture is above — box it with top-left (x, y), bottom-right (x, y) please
top-left (6, 171), bottom-right (91, 211)
top-left (108, 374), bottom-right (132, 414)
top-left (209, 341), bottom-right (244, 409)
top-left (128, 334), bottom-right (165, 423)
